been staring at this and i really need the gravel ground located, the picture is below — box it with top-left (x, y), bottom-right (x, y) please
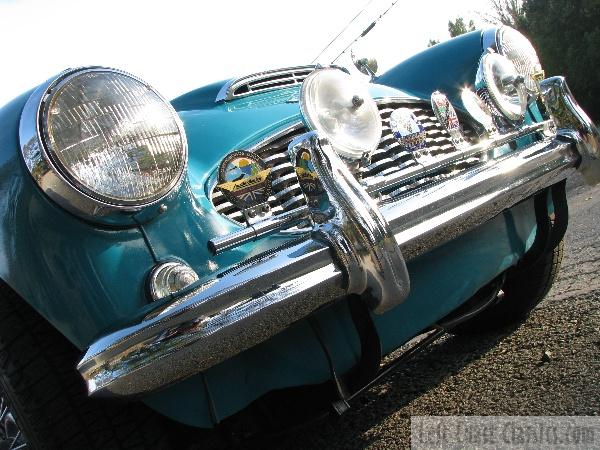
top-left (235, 174), bottom-right (600, 449)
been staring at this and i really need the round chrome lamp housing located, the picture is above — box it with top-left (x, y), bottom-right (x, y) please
top-left (476, 52), bottom-right (528, 123)
top-left (300, 68), bottom-right (382, 161)
top-left (19, 67), bottom-right (188, 224)
top-left (483, 26), bottom-right (544, 97)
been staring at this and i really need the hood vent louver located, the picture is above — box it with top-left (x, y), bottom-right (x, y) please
top-left (215, 66), bottom-right (316, 102)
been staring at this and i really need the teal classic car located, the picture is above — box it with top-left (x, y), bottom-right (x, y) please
top-left (0, 23), bottom-right (598, 448)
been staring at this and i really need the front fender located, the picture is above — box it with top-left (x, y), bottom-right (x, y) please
top-left (376, 30), bottom-right (485, 107)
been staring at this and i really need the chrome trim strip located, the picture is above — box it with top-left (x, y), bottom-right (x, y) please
top-left (362, 120), bottom-right (554, 194)
top-left (208, 205), bottom-right (311, 255)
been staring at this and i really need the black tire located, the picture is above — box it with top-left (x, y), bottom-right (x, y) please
top-left (452, 240), bottom-right (564, 334)
top-left (0, 280), bottom-right (174, 450)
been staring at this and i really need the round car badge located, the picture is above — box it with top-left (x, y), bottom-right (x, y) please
top-left (389, 108), bottom-right (427, 151)
top-left (431, 91), bottom-right (465, 146)
top-left (217, 151), bottom-right (272, 210)
top-left (295, 149), bottom-right (324, 196)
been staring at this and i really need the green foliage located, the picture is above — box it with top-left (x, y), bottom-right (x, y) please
top-left (448, 17), bottom-right (476, 38)
top-left (486, 0), bottom-right (528, 31)
top-left (428, 16), bottom-right (475, 47)
top-left (522, 0), bottom-right (600, 120)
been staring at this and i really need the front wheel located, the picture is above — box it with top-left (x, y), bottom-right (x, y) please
top-left (452, 240), bottom-right (564, 334)
top-left (0, 281), bottom-right (174, 450)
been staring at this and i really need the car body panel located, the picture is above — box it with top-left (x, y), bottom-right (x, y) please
top-left (377, 30), bottom-right (483, 107)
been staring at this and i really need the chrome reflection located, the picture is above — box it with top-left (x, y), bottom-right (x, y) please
top-left (0, 394), bottom-right (27, 450)
top-left (289, 131), bottom-right (410, 314)
top-left (540, 76), bottom-right (600, 185)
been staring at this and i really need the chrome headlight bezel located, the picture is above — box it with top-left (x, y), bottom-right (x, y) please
top-left (476, 52), bottom-right (528, 123)
top-left (19, 67), bottom-right (188, 224)
top-left (300, 67), bottom-right (382, 161)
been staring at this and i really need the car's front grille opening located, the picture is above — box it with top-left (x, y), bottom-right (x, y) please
top-left (210, 126), bottom-right (308, 224)
top-left (210, 99), bottom-right (481, 224)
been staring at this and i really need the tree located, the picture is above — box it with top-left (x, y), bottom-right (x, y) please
top-left (428, 16), bottom-right (475, 46)
top-left (484, 0), bottom-right (527, 31)
top-left (448, 17), bottom-right (476, 38)
top-left (522, 0), bottom-right (600, 120)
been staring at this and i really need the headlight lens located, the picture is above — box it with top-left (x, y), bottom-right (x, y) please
top-left (478, 53), bottom-right (528, 122)
top-left (41, 69), bottom-right (187, 206)
top-left (496, 26), bottom-right (543, 95)
top-left (300, 68), bottom-right (381, 160)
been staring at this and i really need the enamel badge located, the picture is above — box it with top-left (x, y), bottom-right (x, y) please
top-left (389, 108), bottom-right (427, 151)
top-left (217, 151), bottom-right (272, 210)
top-left (431, 91), bottom-right (464, 146)
top-left (295, 149), bottom-right (323, 196)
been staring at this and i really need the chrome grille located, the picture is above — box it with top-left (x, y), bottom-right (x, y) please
top-left (210, 99), bottom-right (480, 223)
top-left (210, 126), bottom-right (308, 224)
top-left (362, 100), bottom-right (480, 197)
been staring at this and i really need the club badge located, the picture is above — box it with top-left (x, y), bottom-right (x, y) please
top-left (431, 91), bottom-right (467, 148)
top-left (295, 149), bottom-right (323, 196)
top-left (389, 108), bottom-right (427, 151)
top-left (217, 151), bottom-right (272, 210)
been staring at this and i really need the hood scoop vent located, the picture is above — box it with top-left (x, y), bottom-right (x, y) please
top-left (216, 66), bottom-right (315, 102)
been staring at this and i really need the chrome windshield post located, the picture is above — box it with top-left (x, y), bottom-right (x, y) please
top-left (289, 131), bottom-right (410, 314)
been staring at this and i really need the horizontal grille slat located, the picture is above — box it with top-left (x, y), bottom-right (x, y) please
top-left (210, 126), bottom-right (309, 224)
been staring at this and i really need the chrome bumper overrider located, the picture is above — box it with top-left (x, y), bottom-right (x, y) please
top-left (77, 77), bottom-right (600, 397)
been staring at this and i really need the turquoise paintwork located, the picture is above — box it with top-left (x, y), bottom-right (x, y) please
top-left (377, 30), bottom-right (484, 107)
top-left (0, 29), bottom-right (550, 427)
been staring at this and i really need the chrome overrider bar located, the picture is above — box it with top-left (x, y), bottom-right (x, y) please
top-left (77, 78), bottom-right (598, 397)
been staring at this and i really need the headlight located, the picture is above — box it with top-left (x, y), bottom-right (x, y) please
top-left (300, 68), bottom-right (381, 160)
top-left (477, 52), bottom-right (528, 122)
top-left (40, 68), bottom-right (187, 206)
top-left (20, 67), bottom-right (187, 222)
top-left (495, 26), bottom-right (543, 95)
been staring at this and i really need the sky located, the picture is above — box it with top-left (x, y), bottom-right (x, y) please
top-left (0, 0), bottom-right (492, 108)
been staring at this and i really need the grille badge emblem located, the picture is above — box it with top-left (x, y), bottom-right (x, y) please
top-left (431, 91), bottom-right (466, 147)
top-left (389, 108), bottom-right (427, 151)
top-left (217, 151), bottom-right (273, 213)
top-left (295, 149), bottom-right (324, 196)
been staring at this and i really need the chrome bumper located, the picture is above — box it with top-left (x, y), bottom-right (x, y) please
top-left (77, 77), bottom-right (598, 397)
